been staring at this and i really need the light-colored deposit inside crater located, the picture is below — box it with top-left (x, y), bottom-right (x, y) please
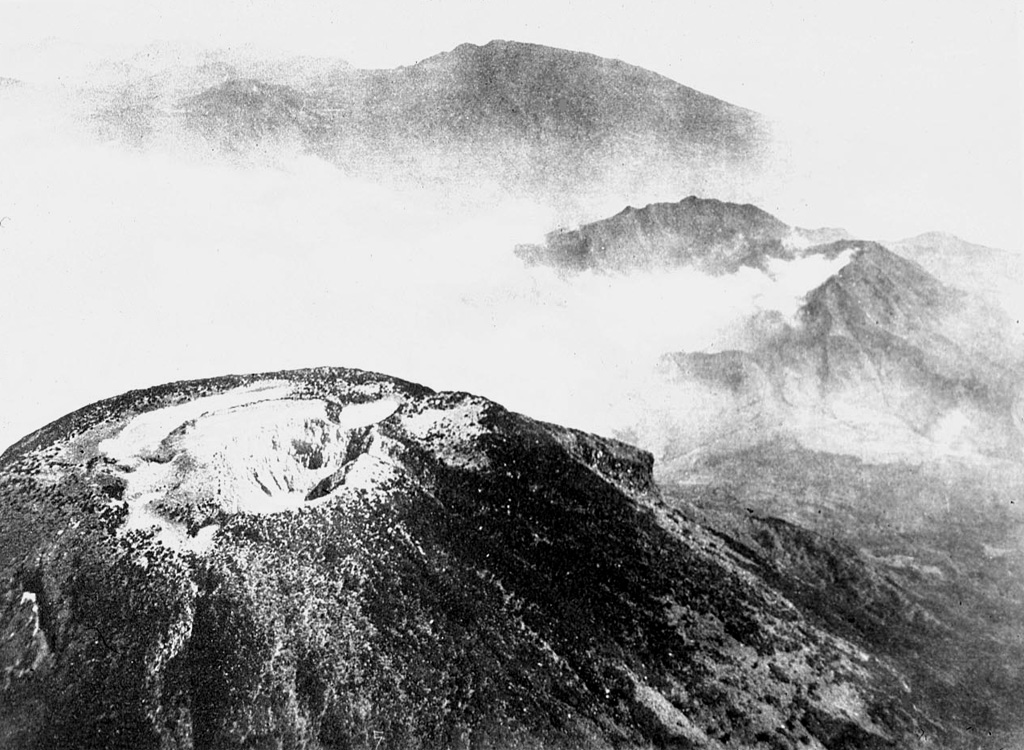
top-left (98, 382), bottom-right (401, 552)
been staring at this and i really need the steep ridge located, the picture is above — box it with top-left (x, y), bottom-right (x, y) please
top-left (657, 241), bottom-right (1023, 465)
top-left (0, 366), bottom-right (961, 749)
top-left (515, 196), bottom-right (848, 274)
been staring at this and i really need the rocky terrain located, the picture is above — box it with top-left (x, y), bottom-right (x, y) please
top-left (0, 366), bottom-right (1000, 750)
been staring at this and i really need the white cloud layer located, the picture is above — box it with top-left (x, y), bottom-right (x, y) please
top-left (0, 81), bottom-right (852, 451)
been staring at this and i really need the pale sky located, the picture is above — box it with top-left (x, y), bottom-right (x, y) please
top-left (1, 0), bottom-right (1020, 248)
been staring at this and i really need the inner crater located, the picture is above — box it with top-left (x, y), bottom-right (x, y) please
top-left (95, 384), bottom-right (401, 545)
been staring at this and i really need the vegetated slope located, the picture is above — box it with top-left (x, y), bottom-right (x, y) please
top-left (317, 40), bottom-right (768, 184)
top-left (100, 40), bottom-right (773, 211)
top-left (1, 366), bottom-right (959, 750)
top-left (655, 241), bottom-right (1024, 467)
top-left (514, 196), bottom-right (850, 274)
top-left (663, 477), bottom-right (1024, 750)
top-left (663, 443), bottom-right (1024, 750)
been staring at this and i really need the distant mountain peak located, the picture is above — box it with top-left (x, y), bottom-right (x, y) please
top-left (659, 238), bottom-right (1022, 465)
top-left (64, 40), bottom-right (788, 220)
top-left (801, 241), bottom-right (957, 336)
top-left (517, 196), bottom-right (809, 273)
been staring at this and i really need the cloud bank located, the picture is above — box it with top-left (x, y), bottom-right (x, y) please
top-left (0, 79), bottom-right (853, 453)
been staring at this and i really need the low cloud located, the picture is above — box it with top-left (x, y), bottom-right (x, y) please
top-left (0, 80), bottom-right (850, 454)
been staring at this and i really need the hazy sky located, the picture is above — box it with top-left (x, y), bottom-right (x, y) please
top-left (1, 0), bottom-right (1021, 248)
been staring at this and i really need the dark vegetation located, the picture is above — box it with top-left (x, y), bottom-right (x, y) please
top-left (664, 441), bottom-right (1024, 749)
top-left (0, 368), bottom-right (965, 749)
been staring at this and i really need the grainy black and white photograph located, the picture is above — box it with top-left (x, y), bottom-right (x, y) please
top-left (1, 1), bottom-right (1022, 748)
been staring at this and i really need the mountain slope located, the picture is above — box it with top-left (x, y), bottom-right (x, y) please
top-left (95, 41), bottom-right (773, 212)
top-left (516, 196), bottom-right (791, 273)
top-left (654, 241), bottom-right (1023, 466)
top-left (0, 366), bottom-right (965, 749)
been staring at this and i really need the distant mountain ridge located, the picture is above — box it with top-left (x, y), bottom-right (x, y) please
top-left (656, 241), bottom-right (1023, 467)
top-left (92, 40), bottom-right (774, 214)
top-left (184, 78), bottom-right (328, 145)
top-left (516, 196), bottom-right (850, 273)
top-left (512, 199), bottom-right (1021, 468)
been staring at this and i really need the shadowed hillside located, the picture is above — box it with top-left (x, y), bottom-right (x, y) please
top-left (0, 366), bottom-right (981, 750)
